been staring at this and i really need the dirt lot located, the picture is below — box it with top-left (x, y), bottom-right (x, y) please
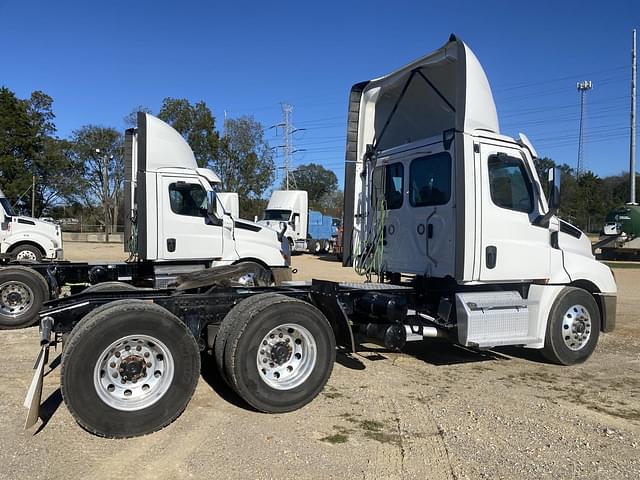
top-left (1, 244), bottom-right (639, 479)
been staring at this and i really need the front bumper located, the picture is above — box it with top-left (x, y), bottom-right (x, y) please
top-left (596, 293), bottom-right (617, 333)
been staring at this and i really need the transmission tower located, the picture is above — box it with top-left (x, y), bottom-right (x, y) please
top-left (282, 104), bottom-right (294, 189)
top-left (271, 103), bottom-right (306, 190)
top-left (576, 80), bottom-right (593, 178)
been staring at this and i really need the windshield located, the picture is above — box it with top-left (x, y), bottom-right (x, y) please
top-left (264, 209), bottom-right (291, 221)
top-left (0, 198), bottom-right (14, 216)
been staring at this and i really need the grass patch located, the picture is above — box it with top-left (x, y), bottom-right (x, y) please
top-left (359, 419), bottom-right (384, 431)
top-left (320, 433), bottom-right (349, 444)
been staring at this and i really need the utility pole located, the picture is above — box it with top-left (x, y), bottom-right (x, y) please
top-left (576, 80), bottom-right (593, 179)
top-left (31, 174), bottom-right (35, 217)
top-left (630, 29), bottom-right (637, 204)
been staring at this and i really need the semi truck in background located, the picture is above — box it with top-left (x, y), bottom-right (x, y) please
top-left (0, 189), bottom-right (63, 261)
top-left (0, 113), bottom-right (290, 329)
top-left (257, 190), bottom-right (340, 254)
top-left (594, 204), bottom-right (640, 259)
top-left (24, 36), bottom-right (616, 440)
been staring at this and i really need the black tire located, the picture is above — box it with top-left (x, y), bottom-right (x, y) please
top-left (232, 261), bottom-right (273, 286)
top-left (223, 294), bottom-right (335, 413)
top-left (541, 287), bottom-right (601, 365)
top-left (214, 293), bottom-right (284, 386)
top-left (83, 281), bottom-right (139, 293)
top-left (0, 266), bottom-right (49, 329)
top-left (10, 244), bottom-right (43, 262)
top-left (61, 300), bottom-right (201, 438)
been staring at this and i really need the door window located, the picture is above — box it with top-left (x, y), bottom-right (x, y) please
top-left (487, 155), bottom-right (533, 213)
top-left (409, 152), bottom-right (451, 207)
top-left (169, 183), bottom-right (207, 217)
top-left (372, 163), bottom-right (404, 210)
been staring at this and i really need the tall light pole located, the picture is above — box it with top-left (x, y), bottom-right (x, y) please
top-left (576, 80), bottom-right (593, 179)
top-left (630, 29), bottom-right (637, 204)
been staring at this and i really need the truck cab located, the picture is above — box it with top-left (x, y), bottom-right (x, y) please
top-left (343, 35), bottom-right (616, 358)
top-left (257, 190), bottom-right (308, 252)
top-left (0, 189), bottom-right (63, 261)
top-left (125, 113), bottom-right (290, 280)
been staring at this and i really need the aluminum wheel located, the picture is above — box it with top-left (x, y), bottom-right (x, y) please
top-left (15, 249), bottom-right (37, 261)
top-left (561, 304), bottom-right (592, 351)
top-left (256, 323), bottom-right (317, 390)
top-left (0, 281), bottom-right (34, 317)
top-left (93, 334), bottom-right (174, 411)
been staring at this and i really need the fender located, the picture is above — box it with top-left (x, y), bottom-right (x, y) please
top-left (1, 231), bottom-right (59, 257)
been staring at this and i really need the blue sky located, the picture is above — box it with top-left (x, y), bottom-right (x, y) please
top-left (1, 0), bottom-right (638, 190)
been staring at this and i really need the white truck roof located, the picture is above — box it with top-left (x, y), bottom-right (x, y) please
top-left (354, 34), bottom-right (498, 157)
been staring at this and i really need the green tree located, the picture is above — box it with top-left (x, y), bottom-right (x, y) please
top-left (0, 87), bottom-right (79, 216)
top-left (69, 126), bottom-right (124, 233)
top-left (218, 116), bottom-right (275, 217)
top-left (284, 163), bottom-right (338, 211)
top-left (157, 98), bottom-right (219, 168)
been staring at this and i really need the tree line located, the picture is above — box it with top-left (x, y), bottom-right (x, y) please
top-left (0, 87), bottom-right (342, 229)
top-left (534, 157), bottom-right (638, 233)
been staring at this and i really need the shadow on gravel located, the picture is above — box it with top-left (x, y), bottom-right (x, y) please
top-left (314, 254), bottom-right (341, 263)
top-left (33, 388), bottom-right (63, 435)
top-left (402, 339), bottom-right (512, 366)
top-left (199, 355), bottom-right (257, 412)
top-left (493, 346), bottom-right (548, 364)
top-left (336, 351), bottom-right (366, 370)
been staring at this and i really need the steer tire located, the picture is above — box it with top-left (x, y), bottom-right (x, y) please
top-left (223, 293), bottom-right (335, 413)
top-left (541, 287), bottom-right (601, 366)
top-left (61, 300), bottom-right (200, 438)
top-left (0, 266), bottom-right (49, 329)
top-left (10, 244), bottom-right (43, 262)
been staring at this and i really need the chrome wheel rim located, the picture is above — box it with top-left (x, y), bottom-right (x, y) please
top-left (0, 281), bottom-right (34, 317)
top-left (561, 304), bottom-right (592, 351)
top-left (256, 323), bottom-right (317, 390)
top-left (16, 250), bottom-right (37, 261)
top-left (93, 334), bottom-right (174, 411)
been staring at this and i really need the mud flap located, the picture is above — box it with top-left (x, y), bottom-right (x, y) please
top-left (24, 345), bottom-right (48, 429)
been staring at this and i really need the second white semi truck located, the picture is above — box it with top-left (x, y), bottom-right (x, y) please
top-left (0, 113), bottom-right (290, 329)
top-left (25, 35), bottom-right (616, 439)
top-left (0, 189), bottom-right (63, 261)
top-left (258, 190), bottom-right (340, 253)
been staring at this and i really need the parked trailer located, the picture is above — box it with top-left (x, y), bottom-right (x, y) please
top-left (25, 35), bottom-right (617, 438)
top-left (0, 113), bottom-right (291, 330)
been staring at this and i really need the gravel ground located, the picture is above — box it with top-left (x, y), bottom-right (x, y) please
top-left (0, 244), bottom-right (638, 479)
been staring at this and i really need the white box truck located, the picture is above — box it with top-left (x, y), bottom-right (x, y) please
top-left (25, 36), bottom-right (616, 439)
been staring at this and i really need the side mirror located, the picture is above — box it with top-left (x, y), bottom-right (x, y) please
top-left (548, 167), bottom-right (561, 212)
top-left (206, 191), bottom-right (217, 217)
top-left (254, 215), bottom-right (258, 222)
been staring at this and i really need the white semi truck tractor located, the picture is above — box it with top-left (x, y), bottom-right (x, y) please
top-left (258, 190), bottom-right (309, 252)
top-left (0, 189), bottom-right (63, 261)
top-left (25, 36), bottom-right (616, 439)
top-left (0, 113), bottom-right (290, 329)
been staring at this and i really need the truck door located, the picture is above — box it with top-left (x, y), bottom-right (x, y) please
top-left (478, 143), bottom-right (550, 281)
top-left (159, 176), bottom-right (223, 260)
top-left (379, 143), bottom-right (455, 277)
